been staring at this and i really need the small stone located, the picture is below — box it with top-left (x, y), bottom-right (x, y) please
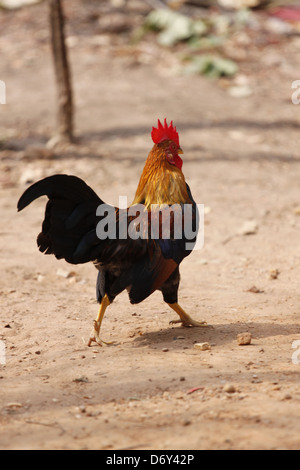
top-left (269, 269), bottom-right (279, 280)
top-left (73, 376), bottom-right (89, 383)
top-left (283, 394), bottom-right (292, 401)
top-left (182, 420), bottom-right (191, 426)
top-left (237, 332), bottom-right (252, 346)
top-left (294, 207), bottom-right (300, 216)
top-left (19, 168), bottom-right (43, 185)
top-left (56, 269), bottom-right (76, 279)
top-left (228, 85), bottom-right (253, 98)
top-left (238, 220), bottom-right (258, 236)
top-left (5, 402), bottom-right (23, 409)
top-left (194, 342), bottom-right (211, 351)
top-left (224, 384), bottom-right (236, 394)
top-left (56, 268), bottom-right (70, 278)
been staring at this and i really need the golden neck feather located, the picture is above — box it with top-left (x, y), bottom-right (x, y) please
top-left (132, 145), bottom-right (190, 209)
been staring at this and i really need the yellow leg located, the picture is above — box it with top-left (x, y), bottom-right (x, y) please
top-left (88, 294), bottom-right (112, 347)
top-left (168, 303), bottom-right (208, 327)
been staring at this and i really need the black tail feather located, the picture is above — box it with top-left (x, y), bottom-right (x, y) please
top-left (17, 174), bottom-right (101, 212)
top-left (18, 174), bottom-right (104, 264)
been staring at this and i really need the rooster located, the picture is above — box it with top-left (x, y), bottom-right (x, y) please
top-left (17, 119), bottom-right (206, 346)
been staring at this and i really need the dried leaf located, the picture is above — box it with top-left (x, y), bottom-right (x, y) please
top-left (247, 286), bottom-right (264, 294)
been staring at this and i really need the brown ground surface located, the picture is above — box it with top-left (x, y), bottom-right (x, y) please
top-left (1, 1), bottom-right (300, 450)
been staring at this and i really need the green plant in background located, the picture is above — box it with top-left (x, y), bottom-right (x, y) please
top-left (146, 9), bottom-right (208, 47)
top-left (143, 8), bottom-right (240, 78)
top-left (182, 54), bottom-right (238, 78)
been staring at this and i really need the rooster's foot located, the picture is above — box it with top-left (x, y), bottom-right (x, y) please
top-left (169, 318), bottom-right (208, 328)
top-left (87, 321), bottom-right (115, 347)
top-left (168, 302), bottom-right (208, 328)
top-left (88, 335), bottom-right (114, 347)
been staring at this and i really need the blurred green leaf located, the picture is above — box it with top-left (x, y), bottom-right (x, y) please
top-left (188, 35), bottom-right (224, 50)
top-left (146, 9), bottom-right (207, 47)
top-left (183, 55), bottom-right (238, 77)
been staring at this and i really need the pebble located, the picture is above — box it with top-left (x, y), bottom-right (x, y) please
top-left (19, 167), bottom-right (43, 185)
top-left (228, 85), bottom-right (253, 98)
top-left (73, 376), bottom-right (89, 383)
top-left (269, 269), bottom-right (279, 280)
top-left (237, 332), bottom-right (252, 346)
top-left (5, 402), bottom-right (23, 409)
top-left (56, 269), bottom-right (76, 279)
top-left (237, 220), bottom-right (258, 236)
top-left (194, 342), bottom-right (211, 351)
top-left (283, 394), bottom-right (292, 401)
top-left (182, 420), bottom-right (191, 426)
top-left (224, 384), bottom-right (236, 394)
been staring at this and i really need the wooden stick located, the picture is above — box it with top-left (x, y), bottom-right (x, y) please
top-left (49, 0), bottom-right (74, 143)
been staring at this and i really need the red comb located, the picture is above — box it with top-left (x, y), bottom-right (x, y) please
top-left (151, 119), bottom-right (180, 147)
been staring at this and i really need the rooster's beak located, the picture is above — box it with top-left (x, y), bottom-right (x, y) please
top-left (177, 148), bottom-right (184, 155)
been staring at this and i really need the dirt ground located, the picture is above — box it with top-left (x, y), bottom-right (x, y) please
top-left (1, 1), bottom-right (300, 450)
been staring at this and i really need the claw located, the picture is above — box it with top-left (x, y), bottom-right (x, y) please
top-left (169, 318), bottom-right (208, 328)
top-left (168, 302), bottom-right (208, 328)
top-left (88, 294), bottom-right (112, 347)
top-left (88, 335), bottom-right (114, 347)
top-left (88, 320), bottom-right (115, 347)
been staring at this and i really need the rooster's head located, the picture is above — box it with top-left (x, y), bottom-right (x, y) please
top-left (151, 119), bottom-right (183, 171)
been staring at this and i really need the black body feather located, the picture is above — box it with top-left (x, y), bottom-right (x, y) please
top-left (18, 174), bottom-right (197, 305)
